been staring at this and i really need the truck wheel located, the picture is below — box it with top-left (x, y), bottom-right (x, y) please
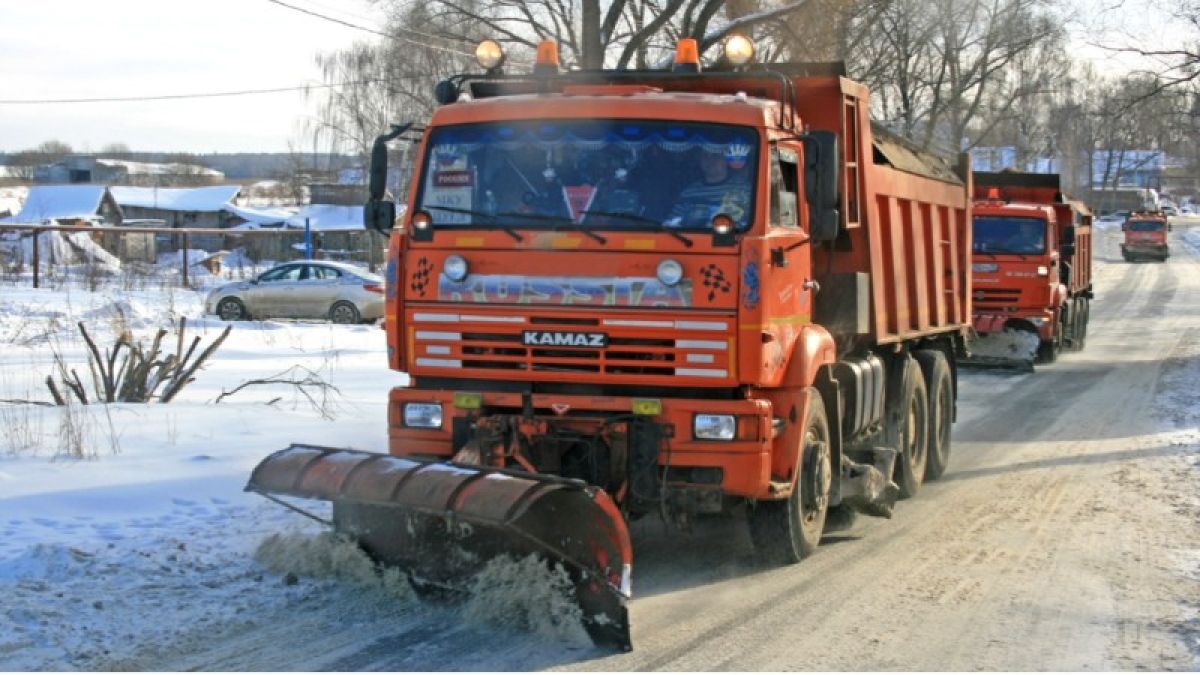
top-left (889, 356), bottom-right (929, 499)
top-left (748, 394), bottom-right (831, 564)
top-left (915, 350), bottom-right (952, 481)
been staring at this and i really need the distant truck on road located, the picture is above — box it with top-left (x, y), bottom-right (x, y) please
top-left (970, 171), bottom-right (1093, 366)
top-left (1121, 210), bottom-right (1170, 262)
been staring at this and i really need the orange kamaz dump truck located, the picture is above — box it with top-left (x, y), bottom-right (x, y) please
top-left (1121, 210), bottom-right (1170, 262)
top-left (248, 38), bottom-right (973, 650)
top-left (969, 171), bottom-right (1093, 367)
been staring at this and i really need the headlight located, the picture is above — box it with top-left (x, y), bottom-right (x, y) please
top-left (1036, 265), bottom-right (1049, 277)
top-left (656, 259), bottom-right (684, 286)
top-left (694, 414), bottom-right (736, 441)
top-left (973, 262), bottom-right (998, 273)
top-left (443, 255), bottom-right (469, 282)
top-left (403, 402), bottom-right (443, 428)
top-left (723, 35), bottom-right (755, 65)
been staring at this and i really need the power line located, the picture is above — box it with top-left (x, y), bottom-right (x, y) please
top-left (264, 0), bottom-right (477, 59)
top-left (0, 79), bottom-right (391, 105)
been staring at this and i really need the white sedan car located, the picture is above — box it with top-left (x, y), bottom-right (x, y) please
top-left (205, 260), bottom-right (385, 324)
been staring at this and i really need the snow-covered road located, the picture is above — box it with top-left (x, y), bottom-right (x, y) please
top-left (2, 224), bottom-right (1199, 670)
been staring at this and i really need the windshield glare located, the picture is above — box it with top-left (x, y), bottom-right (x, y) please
top-left (973, 216), bottom-right (1047, 255)
top-left (1127, 220), bottom-right (1165, 232)
top-left (415, 120), bottom-right (759, 232)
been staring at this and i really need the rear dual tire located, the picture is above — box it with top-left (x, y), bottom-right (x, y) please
top-left (890, 355), bottom-right (929, 498)
top-left (915, 350), bottom-right (953, 481)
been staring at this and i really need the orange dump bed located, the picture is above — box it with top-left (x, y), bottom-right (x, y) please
top-left (794, 75), bottom-right (973, 345)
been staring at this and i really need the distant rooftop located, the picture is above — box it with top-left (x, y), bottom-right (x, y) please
top-left (110, 185), bottom-right (241, 212)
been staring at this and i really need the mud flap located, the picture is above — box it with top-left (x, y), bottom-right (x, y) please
top-left (838, 446), bottom-right (900, 518)
top-left (246, 444), bottom-right (633, 651)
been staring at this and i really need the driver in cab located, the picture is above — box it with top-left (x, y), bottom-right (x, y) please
top-left (666, 146), bottom-right (751, 228)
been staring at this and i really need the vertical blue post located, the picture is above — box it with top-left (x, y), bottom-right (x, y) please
top-left (304, 217), bottom-right (312, 260)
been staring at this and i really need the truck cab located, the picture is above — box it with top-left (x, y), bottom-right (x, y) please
top-left (1121, 211), bottom-right (1170, 262)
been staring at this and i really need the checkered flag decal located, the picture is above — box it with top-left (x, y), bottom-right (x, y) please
top-left (699, 263), bottom-right (731, 301)
top-left (410, 257), bottom-right (433, 297)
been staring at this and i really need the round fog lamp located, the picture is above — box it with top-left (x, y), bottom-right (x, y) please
top-left (657, 259), bottom-right (684, 286)
top-left (443, 254), bottom-right (469, 282)
top-left (724, 35), bottom-right (755, 66)
top-left (475, 39), bottom-right (505, 70)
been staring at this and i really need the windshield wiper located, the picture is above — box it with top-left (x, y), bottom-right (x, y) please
top-left (580, 210), bottom-right (694, 248)
top-left (423, 205), bottom-right (523, 241)
top-left (496, 211), bottom-right (607, 244)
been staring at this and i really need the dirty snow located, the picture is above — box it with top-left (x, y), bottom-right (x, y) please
top-left (968, 326), bottom-right (1041, 364)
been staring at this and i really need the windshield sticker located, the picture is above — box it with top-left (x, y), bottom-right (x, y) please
top-left (725, 142), bottom-right (751, 169)
top-left (563, 185), bottom-right (598, 222)
top-left (438, 275), bottom-right (693, 307)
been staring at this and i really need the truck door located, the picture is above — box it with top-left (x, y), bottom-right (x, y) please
top-left (751, 145), bottom-right (814, 385)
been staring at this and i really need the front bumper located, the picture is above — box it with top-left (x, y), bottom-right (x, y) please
top-left (386, 387), bottom-right (775, 499)
top-left (1122, 243), bottom-right (1169, 257)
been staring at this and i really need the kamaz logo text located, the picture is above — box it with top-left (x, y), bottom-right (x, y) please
top-left (522, 331), bottom-right (609, 348)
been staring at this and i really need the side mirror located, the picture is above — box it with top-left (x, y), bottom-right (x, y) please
top-left (802, 131), bottom-right (840, 242)
top-left (364, 199), bottom-right (396, 236)
top-left (1060, 243), bottom-right (1076, 258)
top-left (1061, 224), bottom-right (1076, 245)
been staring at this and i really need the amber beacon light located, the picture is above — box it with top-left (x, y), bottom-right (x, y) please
top-left (673, 38), bottom-right (701, 73)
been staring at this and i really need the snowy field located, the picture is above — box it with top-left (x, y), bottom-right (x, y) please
top-left (0, 277), bottom-right (416, 669)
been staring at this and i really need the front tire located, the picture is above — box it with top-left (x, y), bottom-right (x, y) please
top-left (748, 394), bottom-right (832, 564)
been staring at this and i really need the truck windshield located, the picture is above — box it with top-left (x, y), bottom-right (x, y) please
top-left (414, 119), bottom-right (759, 232)
top-left (1127, 220), bottom-right (1165, 232)
top-left (973, 216), bottom-right (1047, 255)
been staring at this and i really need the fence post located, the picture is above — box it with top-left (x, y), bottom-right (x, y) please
top-left (182, 232), bottom-right (189, 287)
top-left (32, 227), bottom-right (40, 289)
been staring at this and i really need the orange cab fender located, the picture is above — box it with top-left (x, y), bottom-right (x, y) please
top-left (782, 324), bottom-right (837, 389)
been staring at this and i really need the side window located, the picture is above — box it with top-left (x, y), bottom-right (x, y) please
top-left (771, 147), bottom-right (799, 228)
top-left (260, 265), bottom-right (300, 282)
top-left (313, 266), bottom-right (342, 280)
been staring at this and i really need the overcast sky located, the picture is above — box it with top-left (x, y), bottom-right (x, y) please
top-left (0, 0), bottom-right (374, 154)
top-left (0, 0), bottom-right (1189, 155)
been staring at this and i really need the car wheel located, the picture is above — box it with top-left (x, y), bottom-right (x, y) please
top-left (217, 297), bottom-right (248, 321)
top-left (330, 301), bottom-right (360, 324)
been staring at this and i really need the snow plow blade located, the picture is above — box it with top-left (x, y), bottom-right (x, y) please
top-left (246, 444), bottom-right (633, 651)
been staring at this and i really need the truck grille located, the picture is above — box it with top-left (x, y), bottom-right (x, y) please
top-left (973, 287), bottom-right (1022, 309)
top-left (408, 308), bottom-right (734, 385)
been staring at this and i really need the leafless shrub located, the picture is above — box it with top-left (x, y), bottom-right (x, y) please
top-left (45, 318), bottom-right (232, 405)
top-left (214, 365), bottom-right (343, 420)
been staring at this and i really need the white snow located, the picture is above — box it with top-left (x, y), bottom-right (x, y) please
top-left (224, 203), bottom-right (295, 226)
top-left (0, 280), bottom-right (406, 668)
top-left (286, 204), bottom-right (364, 231)
top-left (109, 185), bottom-right (241, 212)
top-left (1, 185), bottom-right (107, 224)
